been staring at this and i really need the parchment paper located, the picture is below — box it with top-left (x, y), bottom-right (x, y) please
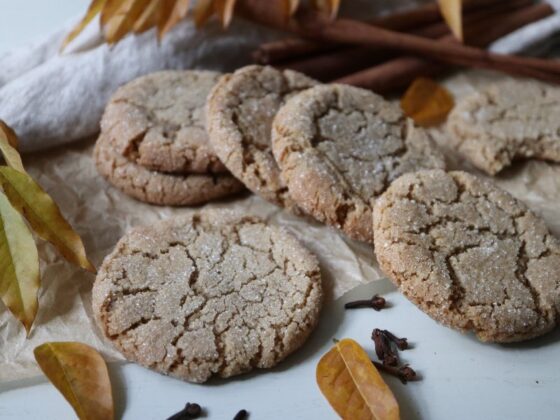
top-left (1, 68), bottom-right (559, 383)
top-left (0, 140), bottom-right (381, 383)
top-left (2, 0), bottom-right (560, 384)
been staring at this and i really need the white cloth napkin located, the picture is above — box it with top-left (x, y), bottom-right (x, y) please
top-left (0, 0), bottom-right (558, 152)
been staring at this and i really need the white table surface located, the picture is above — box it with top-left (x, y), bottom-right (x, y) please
top-left (1, 3), bottom-right (560, 420)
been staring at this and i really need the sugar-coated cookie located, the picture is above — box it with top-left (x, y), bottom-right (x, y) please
top-left (92, 211), bottom-right (323, 382)
top-left (94, 134), bottom-right (244, 206)
top-left (272, 84), bottom-right (446, 242)
top-left (206, 65), bottom-right (318, 209)
top-left (101, 70), bottom-right (226, 174)
top-left (448, 80), bottom-right (560, 175)
top-left (373, 169), bottom-right (560, 342)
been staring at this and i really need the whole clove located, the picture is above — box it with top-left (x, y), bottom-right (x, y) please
top-left (167, 402), bottom-right (203, 420)
top-left (372, 329), bottom-right (399, 366)
top-left (233, 409), bottom-right (249, 420)
top-left (372, 361), bottom-right (418, 384)
top-left (381, 329), bottom-right (409, 351)
top-left (344, 294), bottom-right (386, 311)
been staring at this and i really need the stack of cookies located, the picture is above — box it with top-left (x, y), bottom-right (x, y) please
top-left (95, 70), bottom-right (245, 206)
top-left (95, 65), bottom-right (447, 238)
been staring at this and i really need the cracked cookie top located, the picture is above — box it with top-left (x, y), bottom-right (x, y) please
top-left (447, 79), bottom-right (560, 175)
top-left (373, 169), bottom-right (560, 342)
top-left (101, 70), bottom-right (227, 174)
top-left (206, 65), bottom-right (318, 209)
top-left (92, 211), bottom-right (323, 383)
top-left (272, 84), bottom-right (446, 243)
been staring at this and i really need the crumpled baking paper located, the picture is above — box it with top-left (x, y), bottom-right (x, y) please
top-left (1, 1), bottom-right (560, 384)
top-left (0, 139), bottom-right (382, 382)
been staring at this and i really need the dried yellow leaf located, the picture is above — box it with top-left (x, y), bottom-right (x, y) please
top-left (214, 0), bottom-right (237, 28)
top-left (0, 191), bottom-right (39, 335)
top-left (0, 167), bottom-right (95, 273)
top-left (69, 0), bottom-right (317, 45)
top-left (194, 0), bottom-right (215, 27)
top-left (34, 342), bottom-right (114, 420)
top-left (312, 0), bottom-right (340, 19)
top-left (317, 338), bottom-right (400, 420)
top-left (401, 77), bottom-right (455, 127)
top-left (61, 0), bottom-right (108, 51)
top-left (0, 121), bottom-right (18, 149)
top-left (132, 0), bottom-right (159, 33)
top-left (286, 0), bottom-right (300, 16)
top-left (156, 0), bottom-right (178, 39)
top-left (160, 0), bottom-right (191, 38)
top-left (100, 0), bottom-right (128, 26)
top-left (0, 121), bottom-right (25, 173)
top-left (437, 0), bottom-right (463, 41)
top-left (105, 0), bottom-right (153, 44)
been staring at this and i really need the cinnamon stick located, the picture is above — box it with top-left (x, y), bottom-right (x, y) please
top-left (240, 0), bottom-right (560, 85)
top-left (251, 0), bottom-right (530, 64)
top-left (335, 2), bottom-right (555, 92)
top-left (250, 2), bottom-right (449, 64)
top-left (278, 0), bottom-right (534, 81)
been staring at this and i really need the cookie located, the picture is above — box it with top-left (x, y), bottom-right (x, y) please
top-left (92, 211), bottom-right (323, 383)
top-left (206, 65), bottom-right (318, 208)
top-left (447, 80), bottom-right (560, 175)
top-left (94, 134), bottom-right (244, 206)
top-left (272, 84), bottom-right (446, 243)
top-left (101, 70), bottom-right (226, 174)
top-left (373, 169), bottom-right (560, 342)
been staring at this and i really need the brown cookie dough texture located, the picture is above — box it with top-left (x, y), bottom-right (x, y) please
top-left (206, 65), bottom-right (319, 209)
top-left (272, 84), bottom-right (446, 243)
top-left (94, 134), bottom-right (244, 206)
top-left (92, 211), bottom-right (323, 383)
top-left (373, 169), bottom-right (560, 342)
top-left (101, 70), bottom-right (226, 174)
top-left (447, 80), bottom-right (560, 175)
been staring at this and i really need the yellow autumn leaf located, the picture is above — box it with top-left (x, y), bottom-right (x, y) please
top-left (214, 0), bottom-right (237, 28)
top-left (70, 0), bottom-right (307, 44)
top-left (132, 0), bottom-right (159, 33)
top-left (0, 120), bottom-right (19, 149)
top-left (401, 77), bottom-right (455, 127)
top-left (34, 342), bottom-right (114, 420)
top-left (438, 0), bottom-right (463, 41)
top-left (160, 0), bottom-right (191, 38)
top-left (312, 0), bottom-right (340, 19)
top-left (105, 0), bottom-right (153, 44)
top-left (61, 0), bottom-right (108, 51)
top-left (100, 0), bottom-right (127, 26)
top-left (0, 121), bottom-right (25, 173)
top-left (286, 0), bottom-right (300, 16)
top-left (317, 338), bottom-right (400, 420)
top-left (0, 191), bottom-right (40, 335)
top-left (194, 0), bottom-right (215, 27)
top-left (0, 167), bottom-right (95, 273)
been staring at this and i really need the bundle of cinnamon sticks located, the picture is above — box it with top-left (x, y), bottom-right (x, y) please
top-left (241, 0), bottom-right (557, 93)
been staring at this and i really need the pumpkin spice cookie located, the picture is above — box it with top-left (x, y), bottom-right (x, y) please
top-left (101, 70), bottom-right (226, 174)
top-left (206, 65), bottom-right (318, 209)
top-left (447, 79), bottom-right (560, 175)
top-left (94, 134), bottom-right (244, 206)
top-left (92, 211), bottom-right (323, 383)
top-left (272, 84), bottom-right (446, 243)
top-left (373, 169), bottom-right (560, 343)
